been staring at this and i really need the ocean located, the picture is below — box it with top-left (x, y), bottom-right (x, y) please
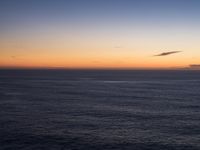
top-left (0, 69), bottom-right (200, 150)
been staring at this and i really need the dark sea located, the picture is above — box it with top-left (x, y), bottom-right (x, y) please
top-left (0, 69), bottom-right (200, 150)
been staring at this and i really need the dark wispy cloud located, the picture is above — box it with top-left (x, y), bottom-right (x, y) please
top-left (189, 64), bottom-right (200, 68)
top-left (154, 51), bottom-right (182, 56)
top-left (183, 64), bottom-right (200, 70)
top-left (114, 46), bottom-right (122, 49)
top-left (92, 60), bottom-right (100, 64)
top-left (10, 56), bottom-right (24, 61)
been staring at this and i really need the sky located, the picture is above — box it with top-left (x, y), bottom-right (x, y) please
top-left (0, 0), bottom-right (200, 69)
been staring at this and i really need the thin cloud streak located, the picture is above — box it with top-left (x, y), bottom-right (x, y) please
top-left (10, 56), bottom-right (24, 61)
top-left (189, 64), bottom-right (200, 68)
top-left (154, 51), bottom-right (182, 56)
top-left (114, 46), bottom-right (122, 49)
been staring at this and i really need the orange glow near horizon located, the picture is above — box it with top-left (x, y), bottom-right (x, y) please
top-left (1, 33), bottom-right (200, 69)
top-left (0, 26), bottom-right (200, 68)
top-left (0, 48), bottom-right (197, 69)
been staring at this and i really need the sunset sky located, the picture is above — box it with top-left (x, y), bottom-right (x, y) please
top-left (0, 0), bottom-right (200, 69)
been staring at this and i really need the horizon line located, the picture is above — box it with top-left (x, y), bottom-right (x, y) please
top-left (0, 66), bottom-right (196, 71)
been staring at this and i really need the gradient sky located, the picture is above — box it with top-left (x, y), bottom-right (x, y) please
top-left (0, 0), bottom-right (200, 68)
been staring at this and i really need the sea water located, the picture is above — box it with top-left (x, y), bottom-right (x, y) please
top-left (0, 69), bottom-right (200, 150)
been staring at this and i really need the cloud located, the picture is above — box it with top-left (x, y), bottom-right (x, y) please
top-left (10, 56), bottom-right (24, 61)
top-left (92, 60), bottom-right (100, 64)
top-left (189, 64), bottom-right (200, 69)
top-left (154, 51), bottom-right (182, 56)
top-left (114, 46), bottom-right (122, 49)
top-left (183, 64), bottom-right (200, 70)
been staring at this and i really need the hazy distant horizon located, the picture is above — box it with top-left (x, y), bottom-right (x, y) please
top-left (0, 66), bottom-right (199, 70)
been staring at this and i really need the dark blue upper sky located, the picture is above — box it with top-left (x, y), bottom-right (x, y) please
top-left (1, 0), bottom-right (200, 29)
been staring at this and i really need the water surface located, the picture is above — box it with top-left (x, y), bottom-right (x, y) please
top-left (0, 69), bottom-right (200, 150)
